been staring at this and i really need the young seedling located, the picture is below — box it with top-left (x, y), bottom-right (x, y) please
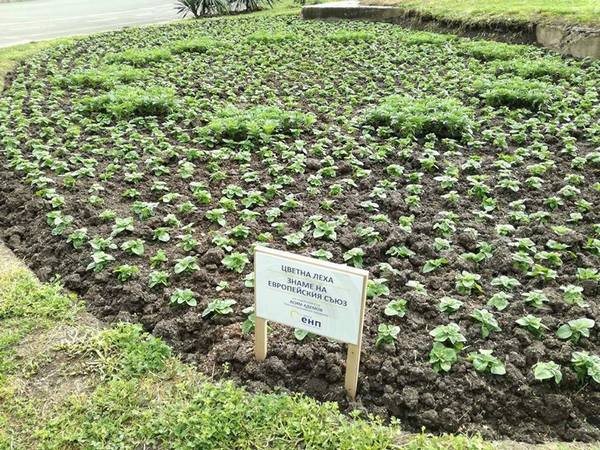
top-left (313, 220), bottom-right (338, 241)
top-left (429, 342), bottom-right (458, 373)
top-left (170, 288), bottom-right (197, 307)
top-left (515, 315), bottom-right (548, 338)
top-left (222, 252), bottom-right (249, 273)
top-left (533, 361), bottom-right (562, 384)
top-left (284, 231), bottom-right (305, 247)
top-left (86, 251), bottom-right (115, 273)
top-left (384, 299), bottom-right (407, 318)
top-left (422, 258), bottom-right (448, 273)
top-left (522, 290), bottom-right (549, 309)
top-left (343, 247), bottom-right (365, 268)
top-left (455, 271), bottom-right (482, 295)
top-left (560, 285), bottom-right (588, 307)
top-left (174, 256), bottom-right (200, 275)
top-left (491, 277), bottom-right (519, 293)
top-left (468, 349), bottom-right (506, 375)
top-left (113, 264), bottom-right (140, 282)
top-left (429, 323), bottom-right (466, 349)
top-left (386, 245), bottom-right (415, 258)
top-left (148, 270), bottom-right (170, 288)
top-left (438, 297), bottom-right (463, 314)
top-left (367, 278), bottom-right (389, 299)
top-left (375, 324), bottom-right (400, 347)
top-left (294, 329), bottom-right (315, 342)
top-left (241, 306), bottom-right (256, 335)
top-left (571, 351), bottom-right (600, 384)
top-left (202, 299), bottom-right (237, 318)
top-left (111, 217), bottom-right (134, 236)
top-left (557, 318), bottom-right (595, 344)
top-left (470, 309), bottom-right (500, 338)
top-left (150, 249), bottom-right (168, 268)
top-left (311, 249), bottom-right (333, 260)
top-left (67, 228), bottom-right (88, 249)
top-left (121, 239), bottom-right (145, 256)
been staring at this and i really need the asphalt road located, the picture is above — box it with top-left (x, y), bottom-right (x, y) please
top-left (0, 0), bottom-right (180, 48)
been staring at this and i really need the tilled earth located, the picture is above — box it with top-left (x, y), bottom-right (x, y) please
top-left (1, 15), bottom-right (600, 443)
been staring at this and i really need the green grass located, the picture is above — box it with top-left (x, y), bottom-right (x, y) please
top-left (359, 0), bottom-right (600, 26)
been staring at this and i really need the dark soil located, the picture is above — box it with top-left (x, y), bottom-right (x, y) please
top-left (1, 15), bottom-right (600, 444)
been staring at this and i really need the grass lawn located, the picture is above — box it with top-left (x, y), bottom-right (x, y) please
top-left (358, 0), bottom-right (600, 27)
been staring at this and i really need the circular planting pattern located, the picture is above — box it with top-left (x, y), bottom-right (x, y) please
top-left (1, 15), bottom-right (600, 442)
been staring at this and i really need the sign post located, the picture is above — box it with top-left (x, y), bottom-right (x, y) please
top-left (253, 246), bottom-right (368, 400)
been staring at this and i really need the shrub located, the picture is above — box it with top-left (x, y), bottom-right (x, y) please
top-left (492, 57), bottom-right (576, 80)
top-left (458, 40), bottom-right (528, 60)
top-left (171, 37), bottom-right (222, 54)
top-left (475, 77), bottom-right (554, 110)
top-left (203, 105), bottom-right (316, 141)
top-left (106, 48), bottom-right (173, 67)
top-left (176, 0), bottom-right (229, 17)
top-left (81, 86), bottom-right (177, 119)
top-left (230, 0), bottom-right (274, 12)
top-left (364, 95), bottom-right (473, 139)
top-left (400, 32), bottom-right (456, 45)
top-left (326, 31), bottom-right (375, 43)
top-left (248, 31), bottom-right (297, 44)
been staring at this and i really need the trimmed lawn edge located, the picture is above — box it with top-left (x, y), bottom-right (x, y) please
top-left (302, 2), bottom-right (600, 58)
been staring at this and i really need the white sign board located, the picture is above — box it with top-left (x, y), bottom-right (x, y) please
top-left (254, 246), bottom-right (368, 345)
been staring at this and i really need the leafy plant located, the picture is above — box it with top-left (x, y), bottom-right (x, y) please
top-left (367, 278), bottom-right (389, 299)
top-left (222, 252), bottom-right (249, 273)
top-left (384, 299), bottom-right (407, 318)
top-left (557, 318), bottom-right (595, 344)
top-left (533, 361), bottom-right (562, 384)
top-left (429, 323), bottom-right (466, 349)
top-left (343, 248), bottom-right (365, 268)
top-left (121, 239), bottom-right (145, 256)
top-left (170, 288), bottom-right (197, 307)
top-left (429, 343), bottom-right (459, 373)
top-left (81, 86), bottom-right (177, 119)
top-left (174, 256), bottom-right (200, 274)
top-left (515, 315), bottom-right (548, 338)
top-left (365, 95), bottom-right (472, 139)
top-left (455, 271), bottom-right (482, 295)
top-left (148, 271), bottom-right (170, 288)
top-left (470, 309), bottom-right (500, 338)
top-left (522, 290), bottom-right (549, 309)
top-left (86, 251), bottom-right (115, 273)
top-left (487, 292), bottom-right (511, 311)
top-left (438, 297), bottom-right (463, 314)
top-left (468, 349), bottom-right (505, 375)
top-left (375, 324), bottom-right (400, 347)
top-left (113, 264), bottom-right (140, 282)
top-left (202, 299), bottom-right (237, 318)
top-left (571, 351), bottom-right (600, 384)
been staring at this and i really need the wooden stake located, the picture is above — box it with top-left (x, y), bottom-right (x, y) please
top-left (255, 317), bottom-right (268, 361)
top-left (344, 343), bottom-right (362, 400)
top-left (345, 269), bottom-right (367, 401)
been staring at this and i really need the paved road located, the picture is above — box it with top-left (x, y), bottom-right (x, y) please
top-left (0, 0), bottom-right (180, 48)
